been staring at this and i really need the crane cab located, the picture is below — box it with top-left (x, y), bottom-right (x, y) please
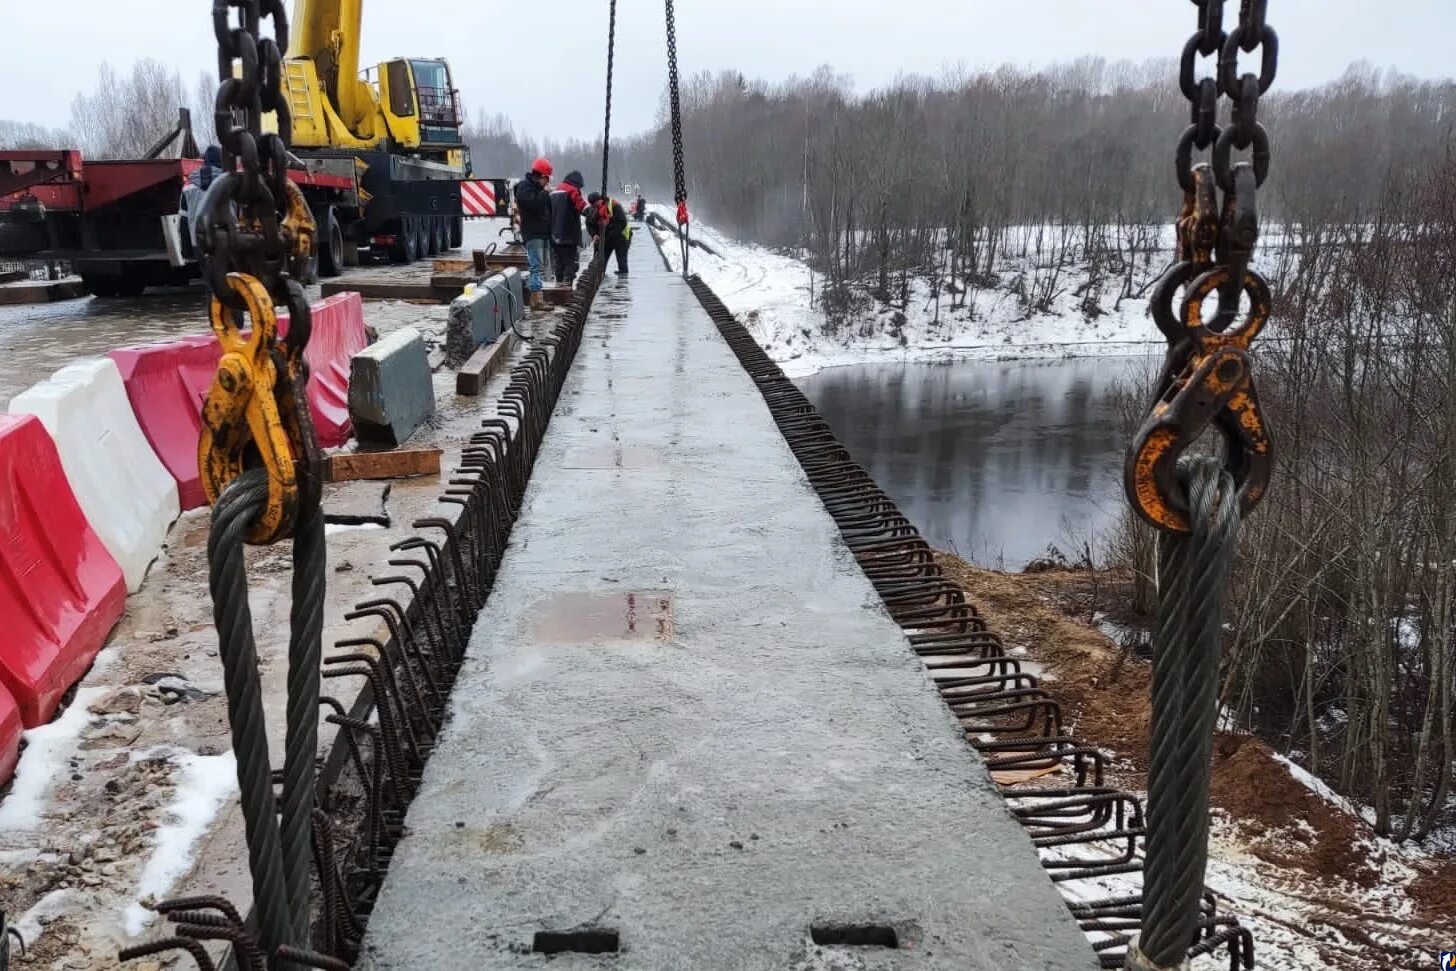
top-left (378, 58), bottom-right (464, 157)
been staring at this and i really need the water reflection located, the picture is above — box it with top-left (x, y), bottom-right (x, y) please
top-left (798, 357), bottom-right (1153, 569)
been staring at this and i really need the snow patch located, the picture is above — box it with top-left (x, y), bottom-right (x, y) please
top-left (654, 209), bottom-right (1167, 377)
top-left (0, 686), bottom-right (107, 832)
top-left (121, 750), bottom-right (237, 936)
top-left (326, 521), bottom-right (386, 536)
top-left (1271, 753), bottom-right (1359, 814)
top-left (12, 888), bottom-right (76, 952)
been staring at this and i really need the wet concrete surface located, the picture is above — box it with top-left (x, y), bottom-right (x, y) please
top-left (0, 220), bottom-right (508, 409)
top-left (359, 243), bottom-right (1096, 969)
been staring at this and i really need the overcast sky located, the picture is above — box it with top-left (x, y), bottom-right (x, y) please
top-left (3, 0), bottom-right (1452, 143)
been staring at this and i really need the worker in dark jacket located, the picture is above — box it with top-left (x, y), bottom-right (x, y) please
top-left (512, 157), bottom-right (553, 308)
top-left (587, 192), bottom-right (632, 275)
top-left (549, 170), bottom-right (590, 284)
top-left (634, 195), bottom-right (646, 221)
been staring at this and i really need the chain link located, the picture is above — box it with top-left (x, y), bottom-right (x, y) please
top-left (1128, 0), bottom-right (1276, 531)
top-left (664, 0), bottom-right (690, 273)
top-left (601, 0), bottom-right (618, 201)
top-left (202, 0), bottom-right (314, 340)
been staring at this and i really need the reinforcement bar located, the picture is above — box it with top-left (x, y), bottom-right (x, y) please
top-left (121, 261), bottom-right (609, 971)
top-left (681, 274), bottom-right (1256, 971)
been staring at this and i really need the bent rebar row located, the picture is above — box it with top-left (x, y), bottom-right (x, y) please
top-left (681, 271), bottom-right (1254, 971)
top-left (123, 262), bottom-right (607, 970)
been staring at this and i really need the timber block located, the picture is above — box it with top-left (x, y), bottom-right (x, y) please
top-left (456, 332), bottom-right (518, 396)
top-left (347, 327), bottom-right (435, 447)
top-left (541, 284), bottom-right (575, 308)
top-left (325, 449), bottom-right (442, 482)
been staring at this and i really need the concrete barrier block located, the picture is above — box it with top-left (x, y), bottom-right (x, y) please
top-left (10, 358), bottom-right (180, 592)
top-left (348, 327), bottom-right (436, 447)
top-left (500, 268), bottom-right (525, 323)
top-left (445, 287), bottom-right (504, 367)
top-left (483, 273), bottom-right (520, 329)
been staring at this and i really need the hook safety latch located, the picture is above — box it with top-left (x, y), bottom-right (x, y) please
top-left (197, 272), bottom-right (308, 544)
top-left (1126, 264), bottom-right (1273, 533)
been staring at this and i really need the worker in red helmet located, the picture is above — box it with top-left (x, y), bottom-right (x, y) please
top-left (513, 158), bottom-right (554, 308)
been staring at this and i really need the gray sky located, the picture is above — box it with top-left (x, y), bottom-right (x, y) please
top-left (4, 0), bottom-right (1452, 142)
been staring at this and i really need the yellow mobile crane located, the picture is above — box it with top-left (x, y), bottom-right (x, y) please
top-left (276, 0), bottom-right (478, 267)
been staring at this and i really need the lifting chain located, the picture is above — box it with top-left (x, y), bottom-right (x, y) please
top-left (194, 0), bottom-right (323, 966)
top-left (665, 0), bottom-right (691, 275)
top-left (1128, 0), bottom-right (1275, 533)
top-left (600, 0), bottom-right (617, 207)
top-left (1124, 3), bottom-right (1278, 970)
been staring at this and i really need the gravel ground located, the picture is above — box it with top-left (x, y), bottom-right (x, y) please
top-left (0, 218), bottom-right (544, 969)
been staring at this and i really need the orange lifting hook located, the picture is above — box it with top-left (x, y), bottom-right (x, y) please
top-left (197, 272), bottom-right (318, 544)
top-left (1125, 265), bottom-right (1273, 533)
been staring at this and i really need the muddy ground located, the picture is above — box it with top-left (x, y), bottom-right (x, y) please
top-left (0, 222), bottom-right (546, 969)
top-left (936, 554), bottom-right (1449, 971)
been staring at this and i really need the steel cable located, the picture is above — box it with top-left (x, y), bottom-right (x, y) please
top-left (664, 0), bottom-right (690, 276)
top-left (1132, 457), bottom-right (1240, 970)
top-left (596, 0), bottom-right (617, 274)
top-left (601, 0), bottom-right (617, 203)
top-left (206, 469), bottom-right (295, 958)
top-left (281, 503), bottom-right (324, 938)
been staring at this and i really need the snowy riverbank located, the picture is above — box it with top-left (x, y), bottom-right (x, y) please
top-left (654, 212), bottom-right (1173, 377)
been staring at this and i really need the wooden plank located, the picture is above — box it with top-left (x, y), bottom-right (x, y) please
top-left (324, 448), bottom-right (442, 482)
top-left (541, 284), bottom-right (575, 307)
top-left (455, 332), bottom-right (518, 396)
top-left (433, 257), bottom-right (474, 274)
top-left (0, 279), bottom-right (87, 306)
top-left (321, 280), bottom-right (445, 301)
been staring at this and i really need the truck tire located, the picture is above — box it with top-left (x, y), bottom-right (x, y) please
top-left (319, 207), bottom-right (344, 278)
top-left (413, 218), bottom-right (429, 260)
top-left (390, 217), bottom-right (417, 264)
top-left (449, 216), bottom-right (463, 249)
top-left (427, 217), bottom-right (442, 256)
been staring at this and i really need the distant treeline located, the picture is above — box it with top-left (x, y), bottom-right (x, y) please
top-left (465, 58), bottom-right (1455, 264)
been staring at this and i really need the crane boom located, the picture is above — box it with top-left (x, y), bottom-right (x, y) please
top-left (286, 0), bottom-right (378, 144)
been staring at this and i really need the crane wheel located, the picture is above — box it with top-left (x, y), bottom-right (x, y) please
top-left (391, 217), bottom-right (418, 264)
top-left (318, 207), bottom-right (344, 278)
top-left (449, 216), bottom-right (464, 250)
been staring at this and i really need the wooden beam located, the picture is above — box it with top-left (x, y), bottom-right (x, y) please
top-left (455, 332), bottom-right (518, 396)
top-left (325, 448), bottom-right (442, 482)
top-left (321, 280), bottom-right (447, 301)
top-left (541, 284), bottom-right (575, 307)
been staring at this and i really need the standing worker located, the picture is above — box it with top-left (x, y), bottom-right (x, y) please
top-left (634, 193), bottom-right (646, 222)
top-left (549, 170), bottom-right (590, 284)
top-left (513, 157), bottom-right (554, 309)
top-left (587, 192), bottom-right (632, 276)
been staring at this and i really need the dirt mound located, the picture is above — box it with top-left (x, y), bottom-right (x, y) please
top-left (934, 556), bottom-right (1153, 779)
top-left (934, 553), bottom-right (1384, 888)
top-left (1210, 733), bottom-right (1380, 887)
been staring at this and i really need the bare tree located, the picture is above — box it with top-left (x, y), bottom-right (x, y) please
top-left (69, 59), bottom-right (192, 159)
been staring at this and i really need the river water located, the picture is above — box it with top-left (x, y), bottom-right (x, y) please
top-left (797, 356), bottom-right (1155, 569)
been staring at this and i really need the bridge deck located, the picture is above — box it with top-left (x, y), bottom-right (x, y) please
top-left (359, 241), bottom-right (1097, 970)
